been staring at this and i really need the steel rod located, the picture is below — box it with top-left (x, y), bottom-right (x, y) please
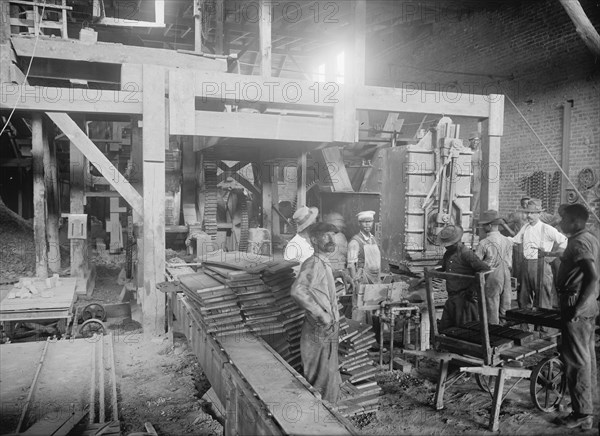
top-left (16, 338), bottom-right (50, 433)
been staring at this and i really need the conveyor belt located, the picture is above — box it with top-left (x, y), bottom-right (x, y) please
top-left (172, 293), bottom-right (357, 435)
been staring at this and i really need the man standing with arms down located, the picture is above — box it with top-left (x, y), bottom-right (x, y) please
top-left (554, 204), bottom-right (598, 430)
top-left (475, 210), bottom-right (513, 325)
top-left (510, 198), bottom-right (567, 312)
top-left (347, 210), bottom-right (382, 284)
top-left (290, 222), bottom-right (342, 403)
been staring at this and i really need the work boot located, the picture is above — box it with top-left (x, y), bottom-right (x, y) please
top-left (555, 412), bottom-right (593, 430)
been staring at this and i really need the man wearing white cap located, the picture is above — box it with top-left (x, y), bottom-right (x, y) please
top-left (284, 206), bottom-right (318, 270)
top-left (347, 210), bottom-right (381, 284)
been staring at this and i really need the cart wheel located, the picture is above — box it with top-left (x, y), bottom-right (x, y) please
top-left (475, 373), bottom-right (496, 393)
top-left (79, 319), bottom-right (106, 338)
top-left (530, 356), bottom-right (566, 412)
top-left (82, 303), bottom-right (106, 322)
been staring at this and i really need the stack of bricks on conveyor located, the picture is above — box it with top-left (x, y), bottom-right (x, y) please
top-left (176, 251), bottom-right (382, 417)
top-left (337, 318), bottom-right (382, 416)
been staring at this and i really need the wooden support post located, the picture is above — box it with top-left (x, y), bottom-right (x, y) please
top-left (32, 114), bottom-right (48, 279)
top-left (130, 116), bottom-right (144, 288)
top-left (560, 101), bottom-right (572, 204)
top-left (559, 0), bottom-right (600, 58)
top-left (215, 0), bottom-right (224, 55)
top-left (490, 368), bottom-right (507, 431)
top-left (481, 95), bottom-right (504, 213)
top-left (261, 161), bottom-right (273, 236)
top-left (142, 65), bottom-right (166, 336)
top-left (297, 152), bottom-right (307, 208)
top-left (0, 0), bottom-right (10, 82)
top-left (43, 119), bottom-right (61, 273)
top-left (70, 117), bottom-right (88, 279)
top-left (271, 162), bottom-right (280, 239)
top-left (259, 0), bottom-right (271, 77)
top-left (194, 0), bottom-right (202, 53)
top-left (434, 359), bottom-right (449, 410)
top-left (349, 0), bottom-right (366, 87)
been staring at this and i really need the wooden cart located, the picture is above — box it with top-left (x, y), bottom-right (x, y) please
top-left (403, 268), bottom-right (565, 432)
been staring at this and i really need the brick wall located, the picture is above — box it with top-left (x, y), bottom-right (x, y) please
top-left (368, 0), bottom-right (600, 217)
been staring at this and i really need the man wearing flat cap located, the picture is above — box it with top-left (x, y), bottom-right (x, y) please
top-left (510, 199), bottom-right (567, 319)
top-left (284, 206), bottom-right (318, 271)
top-left (437, 224), bottom-right (491, 330)
top-left (347, 210), bottom-right (382, 284)
top-left (475, 210), bottom-right (514, 325)
top-left (291, 222), bottom-right (342, 403)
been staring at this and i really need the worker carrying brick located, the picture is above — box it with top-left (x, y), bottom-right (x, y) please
top-left (475, 210), bottom-right (513, 325)
top-left (509, 199), bottom-right (567, 315)
top-left (437, 224), bottom-right (490, 330)
top-left (290, 222), bottom-right (342, 403)
top-left (554, 204), bottom-right (598, 430)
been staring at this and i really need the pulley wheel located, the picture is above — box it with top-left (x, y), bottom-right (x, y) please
top-left (79, 319), bottom-right (106, 338)
top-left (82, 303), bottom-right (106, 321)
top-left (530, 356), bottom-right (566, 412)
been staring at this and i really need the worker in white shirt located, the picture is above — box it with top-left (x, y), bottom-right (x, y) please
top-left (283, 206), bottom-right (318, 271)
top-left (510, 199), bottom-right (567, 312)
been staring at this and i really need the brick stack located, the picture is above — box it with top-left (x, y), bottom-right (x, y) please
top-left (337, 318), bottom-right (382, 417)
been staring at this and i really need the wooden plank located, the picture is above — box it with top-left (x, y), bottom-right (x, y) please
top-left (560, 102), bottom-right (572, 204)
top-left (43, 119), bottom-right (61, 274)
top-left (142, 64), bottom-right (166, 336)
top-left (261, 161), bottom-right (273, 240)
top-left (11, 35), bottom-right (226, 71)
top-left (259, 0), bottom-right (271, 77)
top-left (355, 85), bottom-right (490, 117)
top-left (297, 151), bottom-right (307, 207)
top-left (192, 111), bottom-right (333, 142)
top-left (31, 114), bottom-right (47, 279)
top-left (69, 116), bottom-right (88, 279)
top-left (47, 112), bottom-right (143, 215)
top-left (559, 0), bottom-right (600, 57)
top-left (0, 84), bottom-right (142, 114)
top-left (9, 0), bottom-right (72, 10)
top-left (481, 95), bottom-right (504, 212)
top-left (317, 146), bottom-right (353, 192)
top-left (168, 69), bottom-right (195, 136)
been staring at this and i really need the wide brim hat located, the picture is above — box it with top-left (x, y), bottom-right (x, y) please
top-left (293, 206), bottom-right (318, 232)
top-left (478, 209), bottom-right (505, 226)
top-left (519, 198), bottom-right (545, 213)
top-left (436, 224), bottom-right (464, 247)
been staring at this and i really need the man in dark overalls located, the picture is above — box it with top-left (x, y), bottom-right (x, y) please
top-left (554, 204), bottom-right (598, 430)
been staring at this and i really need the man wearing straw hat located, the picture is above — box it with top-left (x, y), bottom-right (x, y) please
top-left (284, 206), bottom-right (319, 271)
top-left (475, 210), bottom-right (513, 325)
top-left (510, 199), bottom-right (567, 317)
top-left (437, 225), bottom-right (490, 330)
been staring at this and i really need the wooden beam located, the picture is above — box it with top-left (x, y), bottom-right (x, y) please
top-left (0, 158), bottom-right (32, 167)
top-left (168, 68), bottom-right (195, 135)
top-left (351, 0), bottom-right (366, 86)
top-left (46, 112), bottom-right (144, 215)
top-left (559, 0), bottom-right (600, 58)
top-left (560, 101), bottom-right (572, 204)
top-left (261, 161), bottom-right (273, 235)
top-left (355, 85), bottom-right (491, 118)
top-left (43, 119), bottom-right (61, 273)
top-left (481, 94), bottom-right (504, 213)
top-left (0, 84), bottom-right (143, 114)
top-left (192, 111), bottom-right (333, 142)
top-left (192, 70), bottom-right (337, 107)
top-left (142, 64), bottom-right (166, 336)
top-left (259, 0), bottom-right (272, 77)
top-left (31, 114), bottom-right (48, 279)
top-left (297, 152), bottom-right (307, 208)
top-left (215, 0), bottom-right (224, 55)
top-left (11, 35), bottom-right (226, 72)
top-left (316, 146), bottom-right (353, 192)
top-left (194, 0), bottom-right (202, 52)
top-left (69, 116), bottom-right (88, 279)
